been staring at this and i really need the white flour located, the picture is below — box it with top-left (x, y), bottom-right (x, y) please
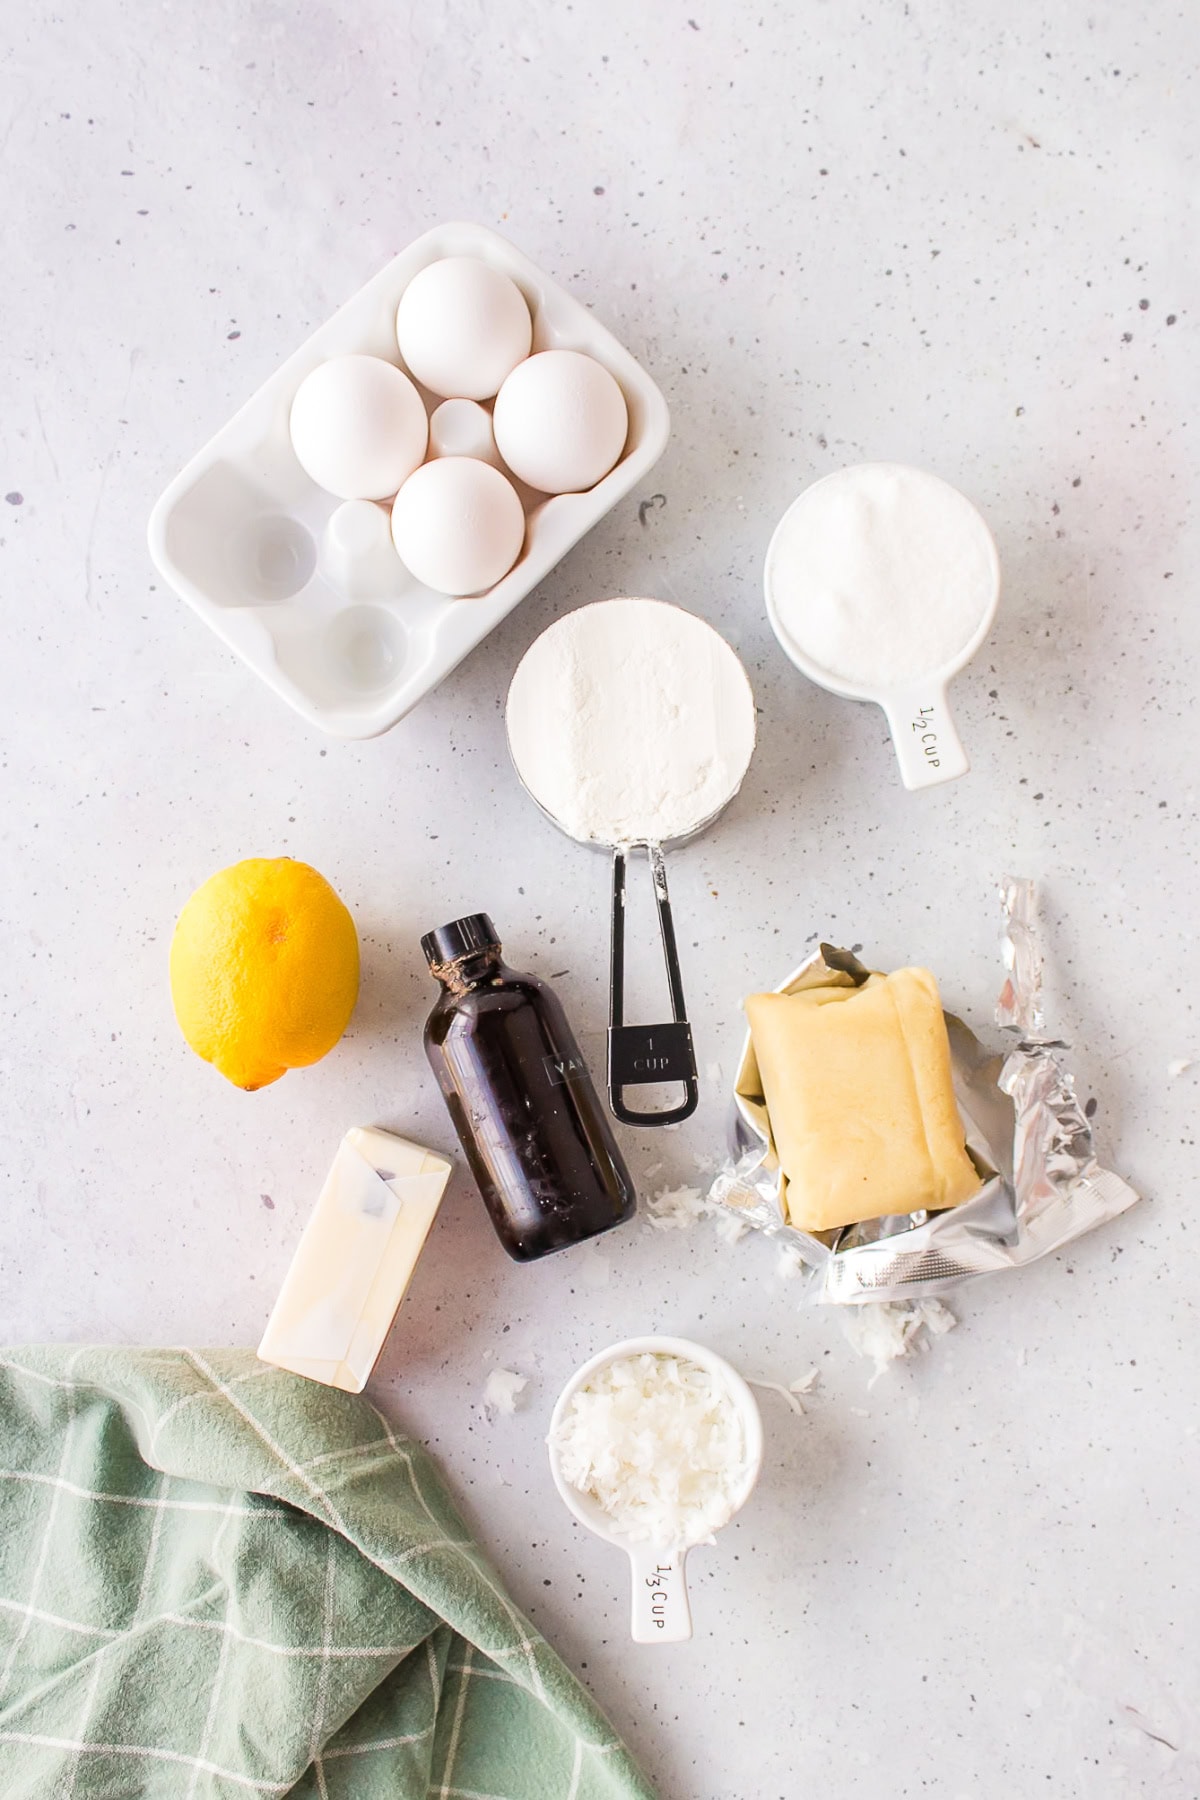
top-left (506, 597), bottom-right (756, 845)
top-left (767, 463), bottom-right (999, 688)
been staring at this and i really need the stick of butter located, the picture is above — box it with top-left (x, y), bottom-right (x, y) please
top-left (743, 967), bottom-right (980, 1233)
top-left (257, 1126), bottom-right (452, 1392)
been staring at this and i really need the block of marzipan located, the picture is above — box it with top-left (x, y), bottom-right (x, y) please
top-left (258, 1126), bottom-right (452, 1393)
top-left (743, 967), bottom-right (981, 1233)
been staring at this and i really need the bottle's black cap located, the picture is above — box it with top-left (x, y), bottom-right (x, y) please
top-left (421, 913), bottom-right (501, 968)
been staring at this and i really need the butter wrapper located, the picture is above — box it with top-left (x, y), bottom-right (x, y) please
top-left (707, 878), bottom-right (1139, 1303)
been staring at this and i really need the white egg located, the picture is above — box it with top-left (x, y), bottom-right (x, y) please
top-left (427, 397), bottom-right (502, 467)
top-left (492, 350), bottom-right (628, 494)
top-left (289, 355), bottom-right (427, 500)
top-left (390, 457), bottom-right (525, 596)
top-left (396, 256), bottom-right (532, 401)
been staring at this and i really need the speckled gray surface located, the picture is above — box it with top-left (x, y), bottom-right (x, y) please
top-left (2, 3), bottom-right (1198, 1796)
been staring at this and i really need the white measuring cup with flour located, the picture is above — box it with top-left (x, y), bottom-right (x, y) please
top-left (764, 463), bottom-right (1000, 789)
top-left (547, 1336), bottom-right (764, 1643)
top-left (506, 598), bottom-right (756, 1126)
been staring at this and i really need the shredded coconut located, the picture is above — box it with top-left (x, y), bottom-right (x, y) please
top-left (644, 1183), bottom-right (711, 1230)
top-left (746, 1367), bottom-right (819, 1418)
top-left (550, 1352), bottom-right (748, 1549)
top-left (642, 1180), bottom-right (750, 1242)
top-left (841, 1298), bottom-right (957, 1385)
top-left (482, 1368), bottom-right (528, 1415)
top-left (1167, 1058), bottom-right (1194, 1078)
top-left (920, 1298), bottom-right (957, 1337)
top-left (711, 1209), bottom-right (750, 1245)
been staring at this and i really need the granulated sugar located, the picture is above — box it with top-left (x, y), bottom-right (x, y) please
top-left (767, 463), bottom-right (998, 689)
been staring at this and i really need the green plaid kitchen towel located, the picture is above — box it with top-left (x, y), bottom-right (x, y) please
top-left (0, 1347), bottom-right (656, 1799)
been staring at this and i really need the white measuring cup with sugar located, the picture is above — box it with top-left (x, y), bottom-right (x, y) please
top-left (506, 598), bottom-right (756, 1127)
top-left (547, 1336), bottom-right (764, 1644)
top-left (764, 463), bottom-right (1000, 790)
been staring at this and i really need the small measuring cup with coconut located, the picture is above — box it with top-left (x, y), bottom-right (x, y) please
top-left (548, 1337), bottom-right (763, 1643)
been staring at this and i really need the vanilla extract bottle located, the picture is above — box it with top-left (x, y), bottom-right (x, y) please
top-left (421, 914), bottom-right (637, 1261)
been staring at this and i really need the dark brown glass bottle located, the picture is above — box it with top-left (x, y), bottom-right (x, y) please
top-left (421, 914), bottom-right (637, 1261)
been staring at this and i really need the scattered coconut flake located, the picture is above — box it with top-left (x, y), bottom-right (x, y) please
top-left (644, 1180), bottom-right (750, 1241)
top-left (839, 1306), bottom-right (911, 1380)
top-left (920, 1298), bottom-right (957, 1338)
top-left (643, 1180), bottom-right (758, 1245)
top-left (1017, 1345), bottom-right (1028, 1367)
top-left (644, 1163), bottom-right (664, 1179)
top-left (1168, 1058), bottom-right (1194, 1078)
top-left (705, 1062), bottom-right (724, 1087)
top-left (712, 1208), bottom-right (750, 1245)
top-left (747, 1365), bottom-right (820, 1418)
top-left (776, 1243), bottom-right (808, 1281)
top-left (644, 1183), bottom-right (711, 1230)
top-left (841, 1299), bottom-right (957, 1385)
top-left (692, 1149), bottom-right (718, 1175)
top-left (747, 1377), bottom-right (806, 1417)
top-left (550, 1351), bottom-right (748, 1549)
top-left (483, 1368), bottom-right (528, 1415)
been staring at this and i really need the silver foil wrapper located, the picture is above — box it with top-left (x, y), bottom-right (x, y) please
top-left (707, 878), bottom-right (1140, 1304)
top-left (995, 875), bottom-right (1045, 1035)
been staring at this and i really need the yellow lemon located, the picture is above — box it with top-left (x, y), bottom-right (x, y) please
top-left (169, 858), bottom-right (360, 1090)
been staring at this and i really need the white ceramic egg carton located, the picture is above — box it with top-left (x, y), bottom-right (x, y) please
top-left (148, 222), bottom-right (671, 739)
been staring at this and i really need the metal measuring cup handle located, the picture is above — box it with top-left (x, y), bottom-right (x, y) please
top-left (607, 844), bottom-right (700, 1126)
